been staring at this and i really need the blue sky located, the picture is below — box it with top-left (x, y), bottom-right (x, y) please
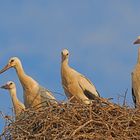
top-left (0, 1), bottom-right (140, 133)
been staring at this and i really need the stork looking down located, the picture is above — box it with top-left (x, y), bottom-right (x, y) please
top-left (132, 36), bottom-right (140, 107)
top-left (61, 49), bottom-right (100, 104)
top-left (1, 81), bottom-right (25, 119)
top-left (0, 57), bottom-right (57, 109)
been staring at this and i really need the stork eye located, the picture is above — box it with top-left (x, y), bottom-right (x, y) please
top-left (9, 82), bottom-right (13, 85)
top-left (66, 53), bottom-right (69, 56)
top-left (10, 59), bottom-right (14, 63)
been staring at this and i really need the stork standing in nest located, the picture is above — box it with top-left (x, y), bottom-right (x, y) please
top-left (1, 81), bottom-right (25, 119)
top-left (132, 36), bottom-right (140, 107)
top-left (61, 49), bottom-right (100, 104)
top-left (0, 57), bottom-right (57, 109)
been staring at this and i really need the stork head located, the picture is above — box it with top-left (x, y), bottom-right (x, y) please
top-left (133, 36), bottom-right (140, 44)
top-left (1, 81), bottom-right (15, 90)
top-left (61, 49), bottom-right (69, 61)
top-left (0, 57), bottom-right (21, 74)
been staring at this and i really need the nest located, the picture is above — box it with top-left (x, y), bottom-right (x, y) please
top-left (0, 98), bottom-right (140, 140)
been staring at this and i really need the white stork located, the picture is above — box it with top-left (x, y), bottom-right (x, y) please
top-left (61, 49), bottom-right (100, 104)
top-left (1, 81), bottom-right (25, 119)
top-left (132, 36), bottom-right (140, 107)
top-left (0, 57), bottom-right (57, 109)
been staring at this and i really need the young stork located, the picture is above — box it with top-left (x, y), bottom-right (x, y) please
top-left (1, 81), bottom-right (25, 119)
top-left (132, 36), bottom-right (140, 107)
top-left (0, 57), bottom-right (57, 109)
top-left (61, 49), bottom-right (100, 104)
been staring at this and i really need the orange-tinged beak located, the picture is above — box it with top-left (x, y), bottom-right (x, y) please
top-left (133, 38), bottom-right (140, 44)
top-left (0, 64), bottom-right (11, 74)
top-left (0, 84), bottom-right (9, 89)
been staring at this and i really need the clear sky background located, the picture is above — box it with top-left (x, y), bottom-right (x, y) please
top-left (0, 0), bottom-right (140, 133)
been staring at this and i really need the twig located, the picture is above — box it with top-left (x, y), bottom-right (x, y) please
top-left (123, 89), bottom-right (128, 106)
top-left (71, 120), bottom-right (93, 136)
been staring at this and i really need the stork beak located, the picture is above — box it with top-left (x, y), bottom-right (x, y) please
top-left (0, 84), bottom-right (9, 89)
top-left (0, 64), bottom-right (11, 74)
top-left (133, 38), bottom-right (140, 44)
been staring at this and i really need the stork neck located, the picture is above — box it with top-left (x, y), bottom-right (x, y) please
top-left (62, 58), bottom-right (69, 67)
top-left (137, 48), bottom-right (140, 64)
top-left (15, 63), bottom-right (26, 79)
top-left (15, 63), bottom-right (32, 87)
top-left (9, 88), bottom-right (19, 112)
top-left (15, 63), bottom-right (38, 91)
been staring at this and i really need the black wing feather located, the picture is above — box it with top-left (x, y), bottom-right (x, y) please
top-left (83, 89), bottom-right (96, 100)
top-left (132, 88), bottom-right (136, 108)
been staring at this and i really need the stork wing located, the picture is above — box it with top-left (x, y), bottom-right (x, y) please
top-left (132, 87), bottom-right (136, 108)
top-left (39, 86), bottom-right (57, 104)
top-left (131, 71), bottom-right (140, 107)
top-left (78, 74), bottom-right (100, 100)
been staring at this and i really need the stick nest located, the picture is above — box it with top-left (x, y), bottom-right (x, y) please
top-left (0, 98), bottom-right (140, 140)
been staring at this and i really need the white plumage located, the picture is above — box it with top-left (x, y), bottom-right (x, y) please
top-left (0, 57), bottom-right (57, 109)
top-left (1, 81), bottom-right (25, 119)
top-left (61, 49), bottom-right (100, 104)
top-left (132, 36), bottom-right (140, 107)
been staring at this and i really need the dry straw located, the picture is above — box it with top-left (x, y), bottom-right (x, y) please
top-left (0, 97), bottom-right (140, 140)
